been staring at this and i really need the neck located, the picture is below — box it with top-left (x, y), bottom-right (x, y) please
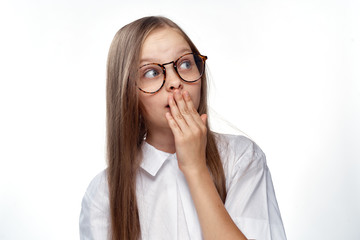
top-left (145, 127), bottom-right (176, 154)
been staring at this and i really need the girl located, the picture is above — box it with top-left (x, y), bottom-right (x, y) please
top-left (80, 16), bottom-right (286, 240)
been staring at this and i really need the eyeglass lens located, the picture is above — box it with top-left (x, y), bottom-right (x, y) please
top-left (137, 53), bottom-right (205, 93)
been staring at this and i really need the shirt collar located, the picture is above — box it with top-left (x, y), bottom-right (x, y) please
top-left (140, 141), bottom-right (176, 176)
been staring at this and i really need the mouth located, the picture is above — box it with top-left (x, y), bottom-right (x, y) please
top-left (165, 105), bottom-right (170, 108)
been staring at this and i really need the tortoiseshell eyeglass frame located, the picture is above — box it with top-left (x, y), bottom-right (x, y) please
top-left (137, 52), bottom-right (208, 94)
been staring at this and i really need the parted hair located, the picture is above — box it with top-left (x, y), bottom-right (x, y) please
top-left (106, 16), bottom-right (226, 240)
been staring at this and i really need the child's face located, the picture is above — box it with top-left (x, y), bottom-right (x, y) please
top-left (138, 27), bottom-right (202, 133)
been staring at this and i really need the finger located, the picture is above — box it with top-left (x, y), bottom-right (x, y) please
top-left (165, 112), bottom-right (183, 137)
top-left (183, 91), bottom-right (207, 128)
top-left (173, 90), bottom-right (198, 128)
top-left (168, 94), bottom-right (190, 133)
top-left (200, 114), bottom-right (207, 125)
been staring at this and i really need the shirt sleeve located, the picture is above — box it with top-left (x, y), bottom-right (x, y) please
top-left (79, 171), bottom-right (110, 240)
top-left (223, 136), bottom-right (287, 240)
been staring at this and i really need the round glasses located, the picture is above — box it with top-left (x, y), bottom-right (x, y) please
top-left (137, 53), bottom-right (207, 94)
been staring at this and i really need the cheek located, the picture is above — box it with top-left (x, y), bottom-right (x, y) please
top-left (138, 94), bottom-right (161, 119)
top-left (138, 95), bottom-right (150, 117)
top-left (191, 84), bottom-right (202, 110)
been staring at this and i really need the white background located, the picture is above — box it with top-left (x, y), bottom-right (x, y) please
top-left (0, 0), bottom-right (359, 239)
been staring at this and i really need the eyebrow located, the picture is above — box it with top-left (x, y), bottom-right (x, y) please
top-left (139, 48), bottom-right (192, 65)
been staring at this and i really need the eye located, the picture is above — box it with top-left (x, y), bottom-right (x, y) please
top-left (179, 60), bottom-right (192, 70)
top-left (143, 68), bottom-right (160, 78)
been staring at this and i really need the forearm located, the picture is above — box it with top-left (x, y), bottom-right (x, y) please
top-left (183, 165), bottom-right (248, 240)
top-left (165, 91), bottom-right (247, 239)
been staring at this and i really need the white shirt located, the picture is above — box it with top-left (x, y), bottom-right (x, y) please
top-left (79, 133), bottom-right (287, 240)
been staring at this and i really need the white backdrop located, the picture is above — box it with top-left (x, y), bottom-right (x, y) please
top-left (0, 0), bottom-right (359, 239)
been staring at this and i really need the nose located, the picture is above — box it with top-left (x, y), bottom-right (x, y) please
top-left (165, 65), bottom-right (183, 92)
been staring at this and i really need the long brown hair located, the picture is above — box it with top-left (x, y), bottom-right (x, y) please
top-left (106, 16), bottom-right (226, 240)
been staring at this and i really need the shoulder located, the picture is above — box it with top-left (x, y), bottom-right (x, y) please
top-left (213, 132), bottom-right (266, 164)
top-left (80, 169), bottom-right (110, 239)
top-left (212, 132), bottom-right (267, 181)
top-left (82, 169), bottom-right (109, 212)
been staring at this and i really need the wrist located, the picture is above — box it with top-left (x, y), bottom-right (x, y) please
top-left (181, 162), bottom-right (209, 180)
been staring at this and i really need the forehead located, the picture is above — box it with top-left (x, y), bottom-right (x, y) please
top-left (140, 27), bottom-right (192, 63)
